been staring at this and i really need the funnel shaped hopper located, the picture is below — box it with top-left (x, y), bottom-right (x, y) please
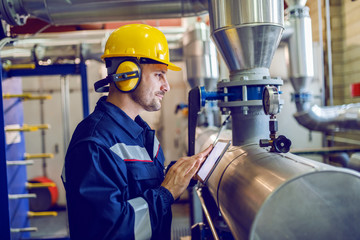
top-left (208, 0), bottom-right (284, 72)
top-left (285, 0), bottom-right (307, 8)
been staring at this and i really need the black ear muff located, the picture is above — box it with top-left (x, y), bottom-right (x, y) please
top-left (113, 60), bottom-right (141, 92)
top-left (94, 58), bottom-right (141, 93)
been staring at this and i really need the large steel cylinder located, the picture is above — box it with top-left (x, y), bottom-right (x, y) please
top-left (199, 141), bottom-right (360, 240)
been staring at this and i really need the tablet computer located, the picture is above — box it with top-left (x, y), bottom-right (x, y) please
top-left (197, 139), bottom-right (231, 184)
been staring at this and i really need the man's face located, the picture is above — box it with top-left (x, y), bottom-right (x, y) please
top-left (130, 63), bottom-right (170, 112)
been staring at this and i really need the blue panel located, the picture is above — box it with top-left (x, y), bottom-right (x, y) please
top-left (0, 61), bottom-right (11, 240)
top-left (228, 86), bottom-right (265, 101)
top-left (3, 77), bottom-right (30, 240)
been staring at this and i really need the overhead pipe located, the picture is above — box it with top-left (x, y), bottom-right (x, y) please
top-left (0, 0), bottom-right (208, 26)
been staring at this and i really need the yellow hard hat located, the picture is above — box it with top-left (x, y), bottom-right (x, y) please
top-left (102, 24), bottom-right (181, 71)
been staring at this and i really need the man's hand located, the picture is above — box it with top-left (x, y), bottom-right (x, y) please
top-left (161, 145), bottom-right (213, 199)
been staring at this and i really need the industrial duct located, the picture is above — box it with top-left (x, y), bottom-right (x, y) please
top-left (285, 0), bottom-right (360, 132)
top-left (0, 0), bottom-right (208, 26)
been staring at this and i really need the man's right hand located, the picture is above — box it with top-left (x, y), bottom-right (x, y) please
top-left (161, 145), bottom-right (213, 200)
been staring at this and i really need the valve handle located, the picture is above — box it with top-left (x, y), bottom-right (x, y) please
top-left (273, 135), bottom-right (292, 153)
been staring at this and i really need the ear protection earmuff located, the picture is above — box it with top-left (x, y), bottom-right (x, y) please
top-left (94, 58), bottom-right (141, 93)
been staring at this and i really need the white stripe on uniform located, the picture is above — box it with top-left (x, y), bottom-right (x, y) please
top-left (128, 197), bottom-right (152, 240)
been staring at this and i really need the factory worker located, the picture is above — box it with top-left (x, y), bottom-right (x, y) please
top-left (62, 24), bottom-right (212, 240)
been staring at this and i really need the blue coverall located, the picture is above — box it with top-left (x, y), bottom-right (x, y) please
top-left (62, 96), bottom-right (174, 240)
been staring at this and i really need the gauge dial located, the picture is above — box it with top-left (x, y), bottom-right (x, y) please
top-left (262, 86), bottom-right (280, 115)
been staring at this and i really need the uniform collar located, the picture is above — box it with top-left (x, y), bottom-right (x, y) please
top-left (96, 96), bottom-right (145, 139)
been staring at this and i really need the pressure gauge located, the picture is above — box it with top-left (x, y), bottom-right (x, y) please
top-left (262, 86), bottom-right (280, 115)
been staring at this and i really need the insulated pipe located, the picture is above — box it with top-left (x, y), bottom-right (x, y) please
top-left (0, 0), bottom-right (208, 26)
top-left (196, 137), bottom-right (360, 240)
top-left (285, 1), bottom-right (360, 132)
top-left (286, 5), bottom-right (314, 94)
top-left (294, 103), bottom-right (360, 132)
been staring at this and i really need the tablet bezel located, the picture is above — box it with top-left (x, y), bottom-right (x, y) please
top-left (197, 139), bottom-right (231, 184)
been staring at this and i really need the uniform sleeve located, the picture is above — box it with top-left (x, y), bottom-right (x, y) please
top-left (63, 140), bottom-right (174, 240)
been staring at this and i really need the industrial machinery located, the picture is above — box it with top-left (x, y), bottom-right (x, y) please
top-left (188, 0), bottom-right (360, 239)
top-left (1, 0), bottom-right (360, 240)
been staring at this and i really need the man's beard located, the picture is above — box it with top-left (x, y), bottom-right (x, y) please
top-left (130, 85), bottom-right (164, 112)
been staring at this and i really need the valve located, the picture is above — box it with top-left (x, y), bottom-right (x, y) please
top-left (273, 135), bottom-right (292, 153)
top-left (260, 86), bottom-right (292, 153)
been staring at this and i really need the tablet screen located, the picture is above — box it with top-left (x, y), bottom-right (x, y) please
top-left (197, 140), bottom-right (230, 183)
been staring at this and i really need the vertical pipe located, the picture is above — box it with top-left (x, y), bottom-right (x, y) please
top-left (80, 62), bottom-right (89, 118)
top-left (0, 59), bottom-right (11, 240)
top-left (325, 0), bottom-right (333, 106)
top-left (318, 0), bottom-right (325, 107)
top-left (61, 75), bottom-right (71, 154)
top-left (318, 0), bottom-right (327, 149)
top-left (39, 81), bottom-right (47, 177)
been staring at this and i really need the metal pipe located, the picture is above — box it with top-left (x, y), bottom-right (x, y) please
top-left (294, 103), bottom-right (360, 132)
top-left (8, 193), bottom-right (36, 199)
top-left (6, 160), bottom-right (34, 165)
top-left (195, 188), bottom-right (220, 240)
top-left (325, 0), bottom-right (333, 106)
top-left (0, 0), bottom-right (208, 26)
top-left (60, 75), bottom-right (71, 153)
top-left (201, 141), bottom-right (360, 240)
top-left (318, 0), bottom-right (325, 107)
top-left (286, 5), bottom-right (314, 94)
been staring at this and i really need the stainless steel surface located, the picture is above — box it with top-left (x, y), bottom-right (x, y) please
top-left (294, 103), bottom-right (360, 132)
top-left (231, 107), bottom-right (268, 146)
top-left (8, 193), bottom-right (36, 199)
top-left (318, 0), bottom-right (326, 107)
top-left (285, 0), bottom-right (307, 8)
top-left (349, 153), bottom-right (360, 172)
top-left (201, 142), bottom-right (360, 240)
top-left (287, 6), bottom-right (314, 93)
top-left (207, 0), bottom-right (284, 146)
top-left (60, 76), bottom-right (71, 154)
top-left (208, 0), bottom-right (283, 72)
top-left (212, 25), bottom-right (283, 72)
top-left (1, 0), bottom-right (208, 26)
top-left (325, 0), bottom-right (333, 106)
top-left (208, 0), bottom-right (283, 28)
top-left (183, 21), bottom-right (219, 91)
top-left (6, 160), bottom-right (34, 165)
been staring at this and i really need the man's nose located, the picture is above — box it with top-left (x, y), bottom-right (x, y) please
top-left (161, 77), bottom-right (170, 92)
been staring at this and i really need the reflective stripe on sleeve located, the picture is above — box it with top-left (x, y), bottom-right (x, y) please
top-left (128, 197), bottom-right (152, 240)
top-left (110, 143), bottom-right (152, 162)
top-left (61, 165), bottom-right (66, 183)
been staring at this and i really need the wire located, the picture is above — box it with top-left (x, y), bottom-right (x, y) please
top-left (213, 113), bottom-right (231, 146)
